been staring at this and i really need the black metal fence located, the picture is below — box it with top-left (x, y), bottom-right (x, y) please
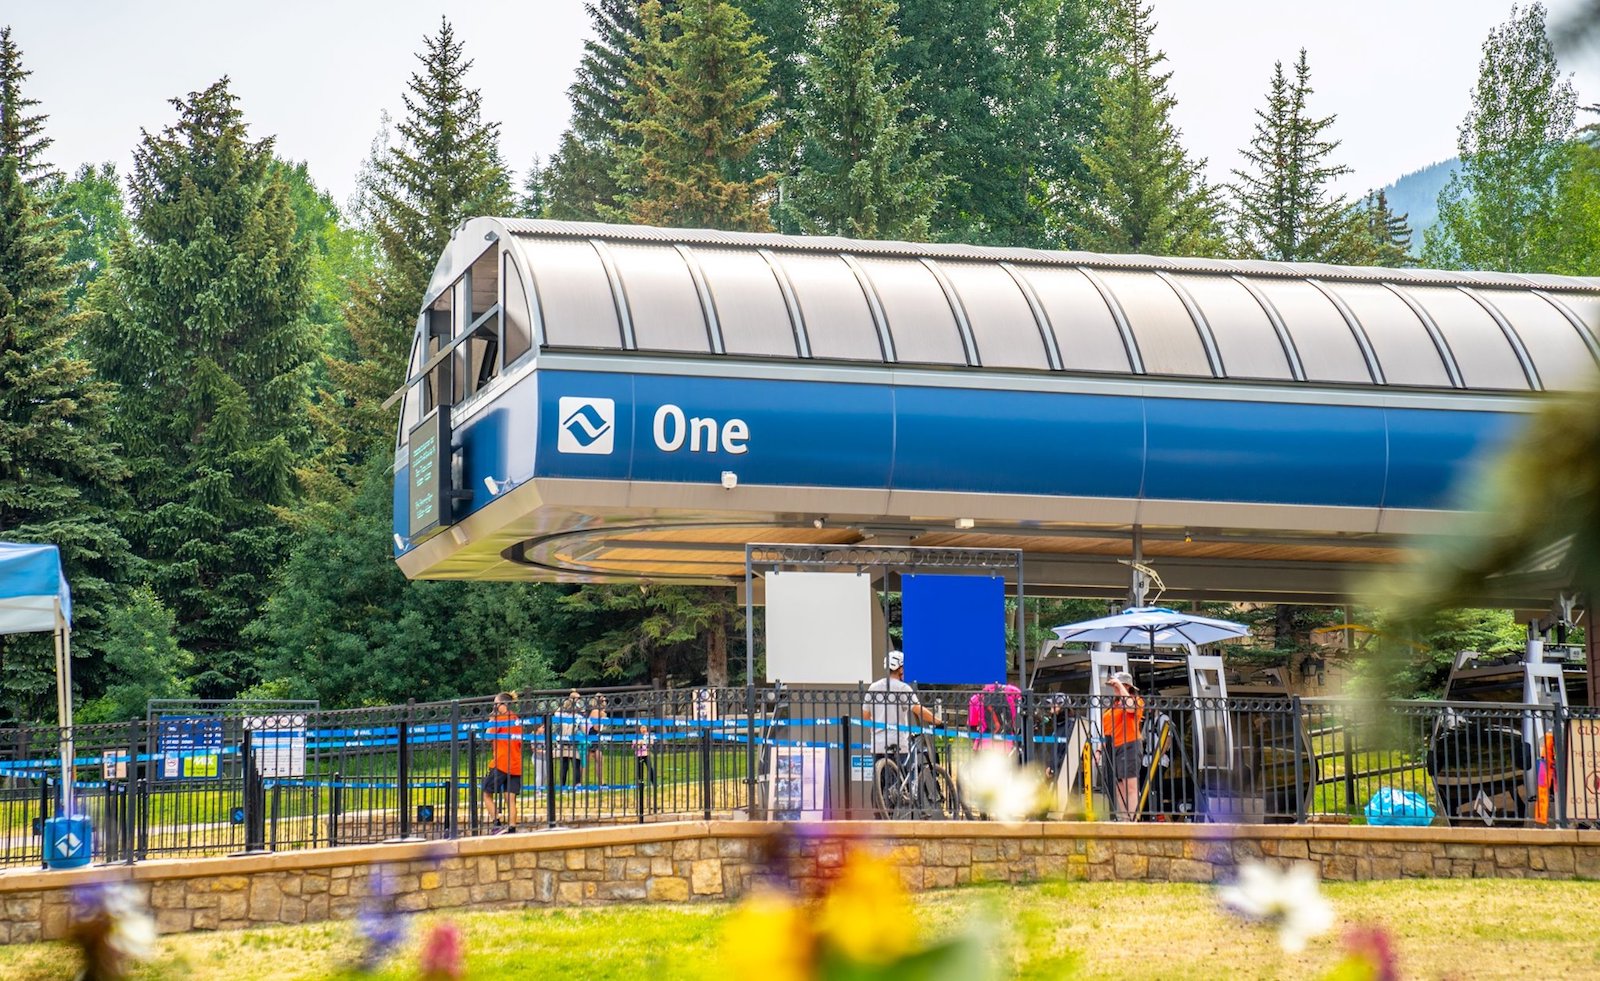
top-left (1, 687), bottom-right (1594, 869)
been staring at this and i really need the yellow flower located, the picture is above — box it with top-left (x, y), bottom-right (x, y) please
top-left (721, 888), bottom-right (813, 981)
top-left (816, 850), bottom-right (917, 964)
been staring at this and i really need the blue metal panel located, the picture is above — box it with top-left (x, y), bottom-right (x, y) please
top-left (1145, 398), bottom-right (1387, 507)
top-left (391, 465), bottom-right (408, 553)
top-left (892, 386), bottom-right (1143, 497)
top-left (1383, 407), bottom-right (1520, 510)
top-left (902, 574), bottom-right (1007, 685)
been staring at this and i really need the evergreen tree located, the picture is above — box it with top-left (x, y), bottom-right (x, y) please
top-left (892, 0), bottom-right (1102, 246)
top-left (519, 154), bottom-right (549, 218)
top-left (77, 587), bottom-right (189, 723)
top-left (43, 162), bottom-right (126, 313)
top-left (543, 0), bottom-right (651, 220)
top-left (615, 0), bottom-right (778, 230)
top-left (1054, 0), bottom-right (1221, 256)
top-left (0, 27), bottom-right (133, 720)
top-left (88, 78), bottom-right (314, 697)
top-left (1344, 189), bottom-right (1416, 267)
top-left (1423, 3), bottom-right (1576, 273)
top-left (1231, 50), bottom-right (1359, 263)
top-left (785, 0), bottom-right (944, 240)
top-left (315, 19), bottom-right (513, 495)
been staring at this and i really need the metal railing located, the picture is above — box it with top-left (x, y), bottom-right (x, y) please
top-left (0, 686), bottom-right (1592, 869)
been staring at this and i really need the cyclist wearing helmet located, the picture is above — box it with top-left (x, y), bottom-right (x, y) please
top-left (865, 650), bottom-right (938, 761)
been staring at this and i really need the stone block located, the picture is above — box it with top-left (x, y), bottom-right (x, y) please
top-left (674, 840), bottom-right (699, 860)
top-left (478, 857), bottom-right (500, 883)
top-left (1277, 839), bottom-right (1310, 860)
top-left (648, 876), bottom-right (690, 901)
top-left (1545, 847), bottom-right (1576, 874)
top-left (513, 852), bottom-right (538, 869)
top-left (942, 843), bottom-right (971, 867)
top-left (1371, 858), bottom-right (1402, 879)
top-left (718, 839), bottom-right (748, 859)
top-left (651, 856), bottom-right (674, 876)
top-left (1086, 841), bottom-right (1113, 865)
top-left (557, 881), bottom-right (587, 904)
top-left (10, 922), bottom-right (40, 944)
top-left (331, 867), bottom-right (354, 879)
top-left (305, 895), bottom-right (329, 922)
top-left (41, 902), bottom-right (69, 941)
top-left (691, 859), bottom-right (723, 896)
top-left (1321, 855), bottom-right (1357, 881)
top-left (623, 857), bottom-right (651, 880)
top-left (1576, 848), bottom-right (1600, 879)
top-left (420, 871), bottom-right (441, 890)
top-left (155, 909), bottom-right (192, 934)
top-left (149, 881), bottom-right (186, 910)
top-left (1443, 844), bottom-right (1483, 861)
top-left (638, 842), bottom-right (665, 857)
top-left (470, 882), bottom-right (510, 904)
top-left (611, 844), bottom-right (636, 857)
top-left (218, 892), bottom-right (248, 921)
top-left (973, 842), bottom-right (998, 862)
top-left (329, 880), bottom-right (350, 898)
top-left (446, 869), bottom-right (476, 888)
top-left (566, 850), bottom-right (587, 871)
top-left (394, 892), bottom-right (428, 913)
top-left (1169, 859), bottom-right (1214, 883)
top-left (598, 881), bottom-right (648, 901)
top-left (1112, 853), bottom-right (1149, 879)
top-left (816, 841), bottom-right (844, 868)
top-left (281, 876), bottom-right (302, 897)
top-left (303, 874), bottom-right (330, 895)
top-left (898, 866), bottom-right (923, 892)
top-left (279, 897), bottom-right (307, 923)
top-left (536, 871), bottom-right (556, 903)
top-left (184, 891), bottom-right (219, 910)
top-left (210, 876), bottom-right (249, 892)
top-left (1400, 851), bottom-right (1433, 876)
top-left (926, 866), bottom-right (958, 889)
top-left (1494, 847), bottom-right (1529, 870)
top-left (972, 862), bottom-right (1010, 883)
top-left (247, 880), bottom-right (282, 920)
top-left (539, 853), bottom-right (566, 871)
top-left (191, 908), bottom-right (219, 931)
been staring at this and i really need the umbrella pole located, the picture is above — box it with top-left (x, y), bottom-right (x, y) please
top-left (54, 621), bottom-right (75, 816)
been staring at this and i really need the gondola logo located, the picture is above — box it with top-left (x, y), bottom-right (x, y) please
top-left (557, 397), bottom-right (615, 454)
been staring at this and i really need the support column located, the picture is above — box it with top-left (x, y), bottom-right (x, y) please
top-left (1587, 612), bottom-right (1599, 708)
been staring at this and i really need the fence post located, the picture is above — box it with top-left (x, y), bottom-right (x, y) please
top-left (1020, 691), bottom-right (1034, 766)
top-left (700, 725), bottom-right (713, 822)
top-left (38, 775), bottom-right (50, 869)
top-left (543, 713), bottom-right (557, 829)
top-left (270, 782), bottom-right (282, 852)
top-left (1342, 714), bottom-right (1357, 814)
top-left (1554, 704), bottom-right (1569, 829)
top-left (447, 700), bottom-right (461, 840)
top-left (397, 703), bottom-right (413, 840)
top-left (241, 729), bottom-right (265, 854)
top-left (1290, 696), bottom-right (1307, 824)
top-left (745, 685), bottom-right (757, 820)
top-left (124, 727), bottom-right (139, 865)
top-left (329, 771), bottom-right (342, 848)
top-left (467, 730), bottom-right (480, 836)
top-left (839, 714), bottom-right (852, 819)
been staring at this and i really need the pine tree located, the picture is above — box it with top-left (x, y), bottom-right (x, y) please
top-left (1055, 0), bottom-right (1221, 256)
top-left (0, 27), bottom-right (134, 720)
top-left (1343, 189), bottom-right (1416, 268)
top-left (1423, 3), bottom-right (1576, 273)
top-left (519, 154), bottom-right (549, 218)
top-left (314, 19), bottom-right (513, 494)
top-left (1231, 50), bottom-right (1358, 263)
top-left (785, 0), bottom-right (943, 240)
top-left (88, 78), bottom-right (314, 697)
top-left (615, 0), bottom-right (778, 230)
top-left (543, 0), bottom-right (651, 220)
top-left (43, 162), bottom-right (126, 314)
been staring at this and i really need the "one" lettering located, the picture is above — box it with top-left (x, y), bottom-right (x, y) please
top-left (652, 404), bottom-right (749, 454)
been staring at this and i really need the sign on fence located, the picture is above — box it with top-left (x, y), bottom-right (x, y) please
top-left (100, 751), bottom-right (127, 781)
top-left (768, 746), bottom-right (827, 821)
top-left (155, 716), bottom-right (223, 780)
top-left (1565, 719), bottom-right (1600, 822)
top-left (245, 714), bottom-right (307, 778)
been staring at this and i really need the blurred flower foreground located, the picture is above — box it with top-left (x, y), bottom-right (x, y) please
top-left (722, 836), bottom-right (995, 981)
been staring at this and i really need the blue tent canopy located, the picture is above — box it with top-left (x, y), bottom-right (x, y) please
top-left (0, 542), bottom-right (72, 636)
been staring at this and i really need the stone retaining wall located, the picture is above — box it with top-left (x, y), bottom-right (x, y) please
top-left (2, 821), bottom-right (1597, 943)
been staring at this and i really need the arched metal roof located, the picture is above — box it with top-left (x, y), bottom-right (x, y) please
top-left (430, 218), bottom-right (1600, 394)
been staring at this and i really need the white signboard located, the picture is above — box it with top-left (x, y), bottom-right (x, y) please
top-left (765, 571), bottom-right (873, 683)
top-left (245, 714), bottom-right (308, 778)
top-left (768, 746), bottom-right (828, 821)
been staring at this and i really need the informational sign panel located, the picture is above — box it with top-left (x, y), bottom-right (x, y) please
top-left (245, 714), bottom-right (308, 778)
top-left (768, 746), bottom-right (827, 821)
top-left (901, 574), bottom-right (1006, 685)
top-left (1565, 719), bottom-right (1600, 823)
top-left (408, 407), bottom-right (451, 539)
top-left (764, 572), bottom-right (873, 683)
top-left (155, 716), bottom-right (223, 780)
top-left (101, 751), bottom-right (127, 781)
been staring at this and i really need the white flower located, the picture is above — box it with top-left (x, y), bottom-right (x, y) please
top-left (959, 746), bottom-right (1045, 822)
top-left (96, 882), bottom-right (156, 962)
top-left (1216, 860), bottom-right (1336, 954)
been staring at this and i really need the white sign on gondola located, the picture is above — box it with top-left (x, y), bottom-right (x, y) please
top-left (244, 714), bottom-right (307, 778)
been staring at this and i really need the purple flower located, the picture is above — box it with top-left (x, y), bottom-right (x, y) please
top-left (69, 881), bottom-right (155, 981)
top-left (353, 872), bottom-right (409, 972)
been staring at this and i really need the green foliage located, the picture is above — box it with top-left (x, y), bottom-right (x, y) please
top-left (544, 0), bottom-right (650, 221)
top-left (1231, 50), bottom-right (1362, 263)
top-left (1423, 3), bottom-right (1577, 272)
top-left (1343, 189), bottom-right (1417, 268)
top-left (250, 457), bottom-right (556, 706)
top-left (784, 0), bottom-right (944, 240)
top-left (518, 155), bottom-right (549, 219)
top-left (42, 162), bottom-right (126, 313)
top-left (1053, 0), bottom-right (1221, 256)
top-left (890, 0), bottom-right (1104, 247)
top-left (560, 584), bottom-right (743, 686)
top-left (615, 0), bottom-right (778, 230)
top-left (272, 159), bottom-right (372, 366)
top-left (1353, 608), bottom-right (1526, 699)
top-left (0, 27), bottom-right (133, 721)
top-left (313, 19), bottom-right (512, 502)
top-left (88, 78), bottom-right (314, 698)
top-left (77, 586), bottom-right (190, 723)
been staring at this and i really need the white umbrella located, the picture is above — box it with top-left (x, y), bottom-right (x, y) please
top-left (1051, 606), bottom-right (1250, 650)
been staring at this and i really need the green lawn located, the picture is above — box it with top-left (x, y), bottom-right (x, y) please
top-left (3, 878), bottom-right (1599, 979)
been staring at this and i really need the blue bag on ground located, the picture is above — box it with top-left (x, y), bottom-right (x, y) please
top-left (1364, 787), bottom-right (1435, 826)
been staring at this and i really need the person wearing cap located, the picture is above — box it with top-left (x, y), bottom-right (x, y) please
top-left (1100, 671), bottom-right (1146, 820)
top-left (865, 650), bottom-right (938, 761)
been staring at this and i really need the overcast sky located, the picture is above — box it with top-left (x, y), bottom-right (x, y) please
top-left (6, 1), bottom-right (1599, 212)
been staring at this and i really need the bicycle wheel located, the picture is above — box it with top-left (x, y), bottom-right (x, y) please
top-left (918, 764), bottom-right (968, 820)
top-left (873, 757), bottom-right (909, 818)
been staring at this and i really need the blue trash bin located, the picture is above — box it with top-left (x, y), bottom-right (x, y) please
top-left (44, 814), bottom-right (93, 869)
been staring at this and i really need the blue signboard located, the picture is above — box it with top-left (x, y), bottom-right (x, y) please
top-left (901, 575), bottom-right (1007, 685)
top-left (156, 717), bottom-right (224, 780)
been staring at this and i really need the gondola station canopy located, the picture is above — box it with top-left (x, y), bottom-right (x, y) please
top-left (389, 218), bottom-right (1600, 606)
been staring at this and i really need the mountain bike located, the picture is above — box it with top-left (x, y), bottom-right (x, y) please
top-left (872, 733), bottom-right (967, 820)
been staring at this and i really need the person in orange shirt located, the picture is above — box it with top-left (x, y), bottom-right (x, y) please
top-left (1100, 672), bottom-right (1145, 821)
top-left (482, 692), bottom-right (523, 833)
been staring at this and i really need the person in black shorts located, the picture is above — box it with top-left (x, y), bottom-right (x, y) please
top-left (482, 692), bottom-right (523, 832)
